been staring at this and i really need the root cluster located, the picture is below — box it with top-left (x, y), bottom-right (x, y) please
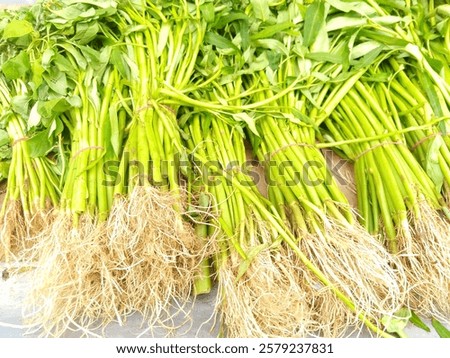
top-left (25, 187), bottom-right (208, 337)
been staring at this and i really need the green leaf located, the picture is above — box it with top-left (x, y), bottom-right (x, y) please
top-left (417, 70), bottom-right (444, 117)
top-left (110, 48), bottom-right (130, 80)
top-left (42, 69), bottom-right (68, 96)
top-left (352, 46), bottom-right (384, 69)
top-left (432, 318), bottom-right (450, 338)
top-left (250, 22), bottom-right (294, 40)
top-left (0, 129), bottom-right (9, 147)
top-left (0, 161), bottom-right (10, 180)
top-left (350, 41), bottom-right (381, 60)
top-left (425, 135), bottom-right (444, 192)
top-left (325, 0), bottom-right (376, 16)
top-left (2, 19), bottom-right (34, 39)
top-left (48, 118), bottom-right (64, 137)
top-left (303, 0), bottom-right (326, 47)
top-left (233, 112), bottom-right (259, 136)
top-left (72, 22), bottom-right (100, 45)
top-left (409, 311), bottom-right (431, 332)
top-left (37, 98), bottom-right (72, 119)
top-left (1, 52), bottom-right (30, 80)
top-left (66, 95), bottom-right (82, 108)
top-left (61, 0), bottom-right (117, 9)
top-left (204, 32), bottom-right (239, 53)
top-left (250, 0), bottom-right (272, 22)
top-left (215, 11), bottom-right (248, 29)
top-left (58, 43), bottom-right (87, 70)
top-left (27, 129), bottom-right (53, 158)
top-left (11, 95), bottom-right (30, 118)
top-left (254, 39), bottom-right (289, 56)
top-left (305, 52), bottom-right (344, 64)
top-left (0, 145), bottom-right (11, 160)
top-left (381, 308), bottom-right (411, 338)
top-left (436, 5), bottom-right (450, 17)
top-left (200, 3), bottom-right (215, 23)
top-left (31, 61), bottom-right (45, 88)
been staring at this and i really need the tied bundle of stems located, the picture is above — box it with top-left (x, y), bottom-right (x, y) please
top-left (318, 70), bottom-right (450, 321)
top-left (245, 62), bottom-right (406, 335)
top-left (27, 0), bottom-right (210, 336)
top-left (181, 103), bottom-right (397, 338)
top-left (182, 78), bottom-right (319, 337)
top-left (0, 77), bottom-right (59, 262)
top-left (195, 0), bottom-right (404, 335)
top-left (376, 59), bottom-right (450, 202)
top-left (90, 0), bottom-right (208, 332)
top-left (172, 30), bottom-right (398, 334)
top-left (185, 111), bottom-right (314, 337)
top-left (27, 42), bottom-right (133, 335)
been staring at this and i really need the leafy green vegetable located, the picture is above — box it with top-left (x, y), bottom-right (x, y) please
top-left (303, 0), bottom-right (326, 47)
top-left (2, 19), bottom-right (34, 39)
top-left (409, 311), bottom-right (431, 333)
top-left (432, 318), bottom-right (450, 338)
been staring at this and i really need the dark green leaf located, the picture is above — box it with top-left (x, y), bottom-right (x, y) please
top-left (27, 129), bottom-right (53, 158)
top-left (110, 48), bottom-right (130, 80)
top-left (409, 311), bottom-right (431, 332)
top-left (2, 19), bottom-right (34, 39)
top-left (432, 318), bottom-right (450, 338)
top-left (424, 53), bottom-right (443, 74)
top-left (37, 98), bottom-right (72, 119)
top-left (42, 69), bottom-right (68, 96)
top-left (59, 43), bottom-right (87, 70)
top-left (204, 32), bottom-right (239, 53)
top-left (48, 118), bottom-right (64, 137)
top-left (215, 11), bottom-right (248, 29)
top-left (303, 0), bottom-right (326, 47)
top-left (1, 52), bottom-right (30, 80)
top-left (72, 22), bottom-right (99, 45)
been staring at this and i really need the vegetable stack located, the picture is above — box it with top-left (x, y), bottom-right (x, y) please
top-left (0, 0), bottom-right (449, 338)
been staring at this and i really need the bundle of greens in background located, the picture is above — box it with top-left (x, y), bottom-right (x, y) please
top-left (308, 0), bottom-right (450, 322)
top-left (184, 0), bottom-right (405, 336)
top-left (0, 0), bottom-right (449, 338)
top-left (0, 5), bottom-right (61, 262)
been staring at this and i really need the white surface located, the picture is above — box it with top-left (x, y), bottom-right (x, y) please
top-left (0, 267), bottom-right (446, 338)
